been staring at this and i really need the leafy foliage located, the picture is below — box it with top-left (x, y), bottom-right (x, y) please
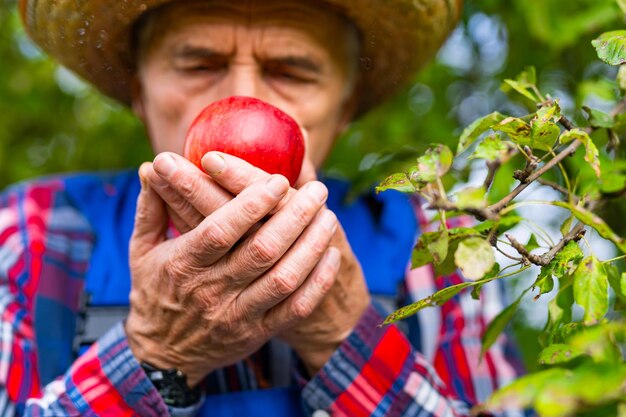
top-left (376, 1), bottom-right (626, 414)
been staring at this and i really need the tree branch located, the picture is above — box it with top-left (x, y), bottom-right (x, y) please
top-left (506, 222), bottom-right (586, 267)
top-left (487, 139), bottom-right (582, 215)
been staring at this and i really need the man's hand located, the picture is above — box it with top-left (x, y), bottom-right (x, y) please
top-left (126, 160), bottom-right (340, 386)
top-left (143, 151), bottom-right (371, 376)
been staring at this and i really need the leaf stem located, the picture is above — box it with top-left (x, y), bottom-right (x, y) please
top-left (602, 254), bottom-right (626, 264)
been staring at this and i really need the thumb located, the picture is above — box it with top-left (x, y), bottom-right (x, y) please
top-left (131, 162), bottom-right (168, 257)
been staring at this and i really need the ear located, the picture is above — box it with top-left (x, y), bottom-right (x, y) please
top-left (130, 74), bottom-right (147, 123)
top-left (335, 83), bottom-right (361, 137)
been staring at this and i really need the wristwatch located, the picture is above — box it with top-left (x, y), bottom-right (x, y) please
top-left (140, 362), bottom-right (202, 408)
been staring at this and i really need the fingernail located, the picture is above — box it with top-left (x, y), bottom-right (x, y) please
top-left (320, 210), bottom-right (337, 233)
top-left (154, 153), bottom-right (177, 177)
top-left (202, 152), bottom-right (226, 175)
top-left (266, 175), bottom-right (289, 198)
top-left (307, 181), bottom-right (328, 204)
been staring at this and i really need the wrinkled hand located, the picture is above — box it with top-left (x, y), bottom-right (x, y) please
top-left (126, 156), bottom-right (341, 386)
top-left (142, 151), bottom-right (371, 375)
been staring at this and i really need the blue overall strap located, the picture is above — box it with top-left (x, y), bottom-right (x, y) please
top-left (198, 387), bottom-right (305, 417)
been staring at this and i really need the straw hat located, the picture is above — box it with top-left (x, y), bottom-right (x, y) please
top-left (19, 0), bottom-right (462, 117)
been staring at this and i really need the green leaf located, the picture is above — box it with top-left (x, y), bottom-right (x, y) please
top-left (592, 30), bottom-right (626, 66)
top-left (413, 144), bottom-right (453, 183)
top-left (560, 215), bottom-right (574, 237)
top-left (425, 229), bottom-right (449, 265)
top-left (607, 264), bottom-right (626, 310)
top-left (573, 256), bottom-right (609, 325)
top-left (480, 368), bottom-right (569, 412)
top-left (502, 80), bottom-right (538, 102)
top-left (530, 119), bottom-right (561, 150)
top-left (382, 281), bottom-right (475, 324)
top-left (534, 266), bottom-right (555, 298)
top-left (536, 102), bottom-right (562, 124)
top-left (583, 106), bottom-right (616, 129)
top-left (375, 172), bottom-right (418, 194)
top-left (618, 65), bottom-right (626, 92)
top-left (457, 112), bottom-right (507, 154)
top-left (546, 280), bottom-right (574, 342)
top-left (454, 237), bottom-right (495, 280)
top-left (568, 323), bottom-right (626, 363)
top-left (537, 343), bottom-right (584, 365)
top-left (494, 117), bottom-right (554, 151)
top-left (481, 289), bottom-right (526, 358)
top-left (552, 201), bottom-right (626, 252)
top-left (526, 234), bottom-right (541, 252)
top-left (559, 129), bottom-right (601, 177)
top-left (455, 186), bottom-right (487, 209)
top-left (468, 134), bottom-right (512, 161)
top-left (501, 67), bottom-right (540, 103)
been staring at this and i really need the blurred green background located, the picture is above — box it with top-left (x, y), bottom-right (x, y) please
top-left (1, 0), bottom-right (624, 370)
top-left (1, 0), bottom-right (623, 189)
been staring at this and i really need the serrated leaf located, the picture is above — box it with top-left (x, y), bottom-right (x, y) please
top-left (382, 281), bottom-right (475, 324)
top-left (573, 256), bottom-right (609, 325)
top-left (455, 186), bottom-right (487, 209)
top-left (468, 134), bottom-right (512, 161)
top-left (494, 117), bottom-right (553, 151)
top-left (537, 344), bottom-right (584, 365)
top-left (592, 30), bottom-right (626, 66)
top-left (413, 144), bottom-right (453, 183)
top-left (454, 237), bottom-right (495, 280)
top-left (583, 106), bottom-right (615, 129)
top-left (376, 172), bottom-right (417, 194)
top-left (559, 129), bottom-right (601, 177)
top-left (457, 112), bottom-right (507, 154)
top-left (526, 234), bottom-right (541, 252)
top-left (552, 201), bottom-right (626, 252)
top-left (481, 289), bottom-right (526, 358)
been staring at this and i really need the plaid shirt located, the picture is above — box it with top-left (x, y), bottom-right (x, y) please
top-left (0, 171), bottom-right (524, 417)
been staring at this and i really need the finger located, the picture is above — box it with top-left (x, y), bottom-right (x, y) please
top-left (220, 181), bottom-right (329, 282)
top-left (131, 163), bottom-right (169, 257)
top-left (180, 174), bottom-right (290, 266)
top-left (264, 247), bottom-right (340, 332)
top-left (153, 152), bottom-right (233, 217)
top-left (202, 151), bottom-right (298, 214)
top-left (237, 207), bottom-right (338, 314)
top-left (143, 162), bottom-right (204, 233)
top-left (202, 152), bottom-right (271, 195)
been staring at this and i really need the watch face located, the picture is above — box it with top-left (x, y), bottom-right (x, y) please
top-left (141, 362), bottom-right (201, 407)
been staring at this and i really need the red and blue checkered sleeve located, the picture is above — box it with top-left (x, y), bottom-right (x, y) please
top-left (0, 182), bottom-right (200, 416)
top-left (301, 303), bottom-right (470, 417)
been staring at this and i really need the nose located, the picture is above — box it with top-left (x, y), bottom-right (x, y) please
top-left (220, 62), bottom-right (266, 100)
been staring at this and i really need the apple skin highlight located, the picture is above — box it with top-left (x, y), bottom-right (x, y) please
top-left (184, 96), bottom-right (305, 186)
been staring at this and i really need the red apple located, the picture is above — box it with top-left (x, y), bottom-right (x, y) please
top-left (183, 96), bottom-right (305, 186)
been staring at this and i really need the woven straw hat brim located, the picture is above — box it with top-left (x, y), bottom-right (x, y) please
top-left (20, 0), bottom-right (462, 117)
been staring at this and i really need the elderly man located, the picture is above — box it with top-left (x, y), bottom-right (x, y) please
top-left (1, 0), bottom-right (522, 416)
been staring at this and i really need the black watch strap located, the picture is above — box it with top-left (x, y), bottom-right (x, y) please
top-left (140, 362), bottom-right (201, 408)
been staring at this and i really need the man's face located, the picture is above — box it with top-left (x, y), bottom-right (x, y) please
top-left (132, 0), bottom-right (359, 169)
